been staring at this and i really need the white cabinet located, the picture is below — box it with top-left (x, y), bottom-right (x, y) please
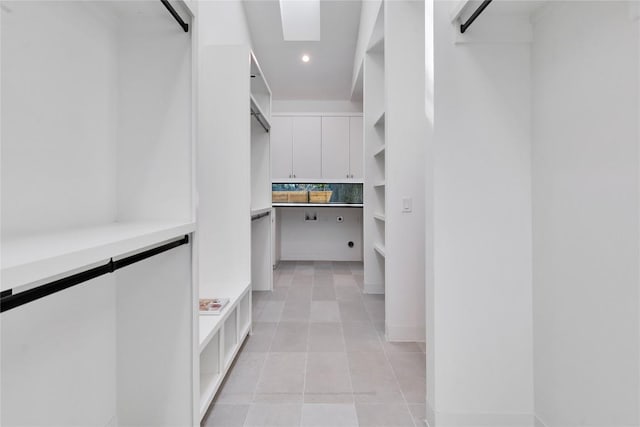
top-left (292, 117), bottom-right (322, 179)
top-left (349, 116), bottom-right (364, 179)
top-left (271, 116), bottom-right (321, 180)
top-left (322, 117), bottom-right (351, 179)
top-left (321, 116), bottom-right (363, 180)
top-left (271, 116), bottom-right (293, 181)
top-left (271, 115), bottom-right (363, 181)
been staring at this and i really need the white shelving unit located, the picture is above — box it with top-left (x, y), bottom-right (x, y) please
top-left (1, 1), bottom-right (197, 425)
top-left (198, 283), bottom-right (251, 419)
top-left (198, 45), bottom-right (272, 420)
top-left (363, 4), bottom-right (387, 297)
top-left (250, 52), bottom-right (274, 293)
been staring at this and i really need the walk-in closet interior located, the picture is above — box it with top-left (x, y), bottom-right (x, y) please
top-left (1, 0), bottom-right (640, 426)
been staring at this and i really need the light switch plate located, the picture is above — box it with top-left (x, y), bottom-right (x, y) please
top-left (402, 197), bottom-right (412, 213)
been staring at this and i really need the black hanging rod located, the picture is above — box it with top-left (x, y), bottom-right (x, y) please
top-left (251, 211), bottom-right (271, 221)
top-left (460, 0), bottom-right (493, 34)
top-left (160, 0), bottom-right (189, 33)
top-left (0, 235), bottom-right (189, 313)
top-left (251, 109), bottom-right (271, 133)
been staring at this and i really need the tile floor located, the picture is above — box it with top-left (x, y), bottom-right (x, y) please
top-left (202, 261), bottom-right (426, 427)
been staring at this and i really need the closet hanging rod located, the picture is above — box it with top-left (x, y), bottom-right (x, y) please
top-left (460, 0), bottom-right (493, 34)
top-left (251, 211), bottom-right (271, 221)
top-left (0, 235), bottom-right (189, 313)
top-left (160, 0), bottom-right (189, 33)
top-left (251, 110), bottom-right (271, 133)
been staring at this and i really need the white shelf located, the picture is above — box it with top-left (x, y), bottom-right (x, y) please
top-left (273, 203), bottom-right (363, 208)
top-left (250, 51), bottom-right (272, 97)
top-left (1, 221), bottom-right (196, 292)
top-left (199, 282), bottom-right (251, 351)
top-left (368, 36), bottom-right (384, 54)
top-left (251, 206), bottom-right (272, 217)
top-left (374, 111), bottom-right (386, 128)
top-left (374, 243), bottom-right (386, 258)
top-left (374, 182), bottom-right (386, 188)
top-left (374, 213), bottom-right (386, 222)
top-left (373, 145), bottom-right (386, 158)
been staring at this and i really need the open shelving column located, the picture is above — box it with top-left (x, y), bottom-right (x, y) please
top-left (197, 45), bottom-right (272, 419)
top-left (250, 52), bottom-right (274, 293)
top-left (363, 5), bottom-right (386, 296)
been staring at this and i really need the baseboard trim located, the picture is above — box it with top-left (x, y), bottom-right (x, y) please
top-left (363, 282), bottom-right (384, 294)
top-left (386, 324), bottom-right (426, 342)
top-left (428, 411), bottom-right (536, 426)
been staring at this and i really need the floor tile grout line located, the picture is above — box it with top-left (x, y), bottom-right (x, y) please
top-left (380, 337), bottom-right (419, 427)
top-left (250, 263), bottom-right (293, 408)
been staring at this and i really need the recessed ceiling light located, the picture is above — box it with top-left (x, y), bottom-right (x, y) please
top-left (302, 54), bottom-right (310, 63)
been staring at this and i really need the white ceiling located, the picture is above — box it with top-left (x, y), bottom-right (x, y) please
top-left (243, 0), bottom-right (362, 100)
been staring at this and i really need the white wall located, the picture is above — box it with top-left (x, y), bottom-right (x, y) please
top-left (430, 1), bottom-right (534, 423)
top-left (272, 99), bottom-right (363, 114)
top-left (532, 2), bottom-right (640, 426)
top-left (198, 0), bottom-right (252, 47)
top-left (1, 1), bottom-right (118, 237)
top-left (277, 207), bottom-right (363, 261)
top-left (384, 0), bottom-right (427, 342)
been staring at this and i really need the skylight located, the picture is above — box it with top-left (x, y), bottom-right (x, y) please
top-left (279, 0), bottom-right (320, 41)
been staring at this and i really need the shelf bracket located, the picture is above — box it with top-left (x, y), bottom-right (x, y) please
top-left (160, 0), bottom-right (189, 33)
top-left (460, 0), bottom-right (493, 34)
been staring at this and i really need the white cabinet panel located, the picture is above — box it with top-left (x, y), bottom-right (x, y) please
top-left (270, 116), bottom-right (293, 181)
top-left (349, 116), bottom-right (364, 179)
top-left (322, 117), bottom-right (350, 179)
top-left (292, 116), bottom-right (321, 179)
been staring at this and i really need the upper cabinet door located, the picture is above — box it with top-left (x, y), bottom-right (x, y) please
top-left (321, 117), bottom-right (350, 180)
top-left (349, 116), bottom-right (364, 179)
top-left (292, 116), bottom-right (321, 179)
top-left (270, 116), bottom-right (293, 181)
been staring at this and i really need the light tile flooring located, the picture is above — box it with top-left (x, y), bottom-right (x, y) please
top-left (202, 261), bottom-right (426, 427)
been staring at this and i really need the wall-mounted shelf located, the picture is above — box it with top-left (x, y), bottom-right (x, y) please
top-left (374, 243), bottom-right (386, 258)
top-left (374, 111), bottom-right (386, 128)
top-left (273, 203), bottom-right (363, 208)
top-left (374, 182), bottom-right (386, 188)
top-left (373, 145), bottom-right (386, 158)
top-left (374, 213), bottom-right (386, 222)
top-left (2, 221), bottom-right (196, 293)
